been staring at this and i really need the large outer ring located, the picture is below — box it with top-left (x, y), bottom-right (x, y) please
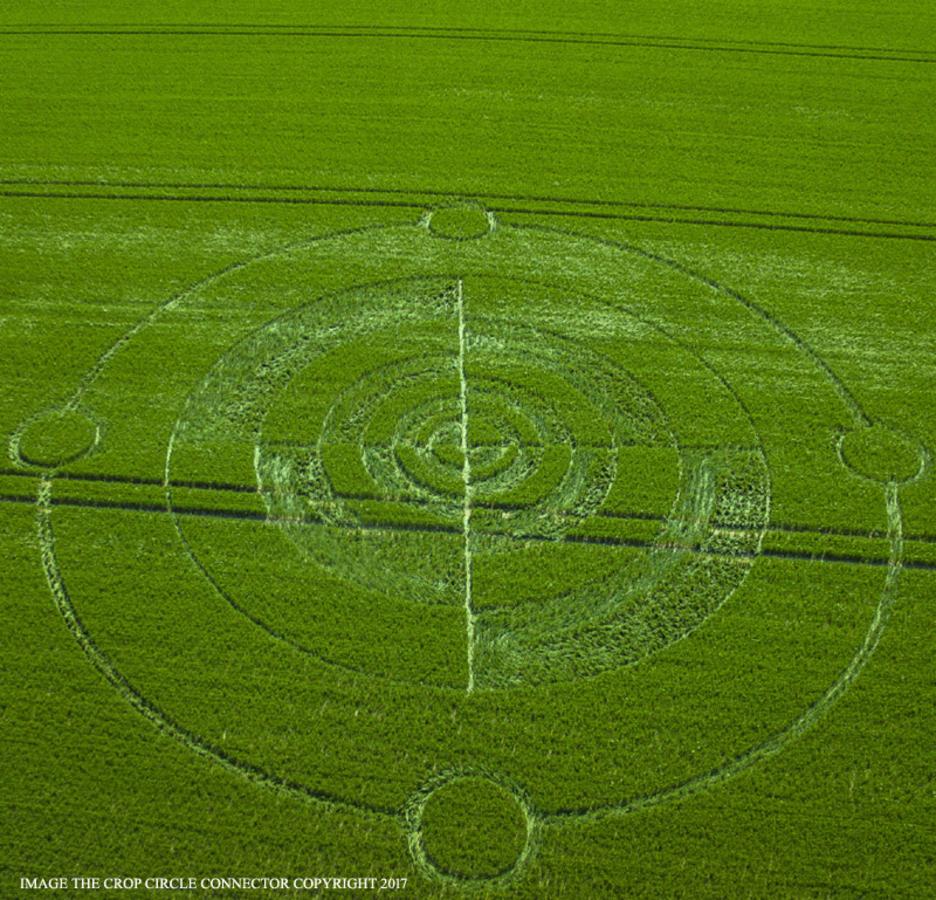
top-left (32, 209), bottom-right (902, 852)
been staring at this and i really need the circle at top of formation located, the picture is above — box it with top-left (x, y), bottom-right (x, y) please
top-left (427, 203), bottom-right (494, 240)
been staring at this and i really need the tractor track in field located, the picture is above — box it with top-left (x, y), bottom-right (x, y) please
top-left (2, 476), bottom-right (933, 572)
top-left (3, 21), bottom-right (934, 55)
top-left (0, 183), bottom-right (933, 242)
top-left (0, 24), bottom-right (934, 64)
top-left (3, 466), bottom-right (933, 542)
top-left (2, 178), bottom-right (933, 229)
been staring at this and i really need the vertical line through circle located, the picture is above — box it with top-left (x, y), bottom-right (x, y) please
top-left (456, 278), bottom-right (476, 693)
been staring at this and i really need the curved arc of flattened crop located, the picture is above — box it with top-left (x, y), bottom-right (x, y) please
top-left (511, 223), bottom-right (870, 426)
top-left (66, 222), bottom-right (403, 411)
top-left (542, 482), bottom-right (903, 823)
top-left (35, 476), bottom-right (400, 821)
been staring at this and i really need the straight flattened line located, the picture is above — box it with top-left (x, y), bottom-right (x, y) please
top-left (0, 28), bottom-right (932, 63)
top-left (2, 178), bottom-right (933, 229)
top-left (269, 441), bottom-right (616, 450)
top-left (455, 278), bottom-right (476, 693)
top-left (2, 190), bottom-right (931, 242)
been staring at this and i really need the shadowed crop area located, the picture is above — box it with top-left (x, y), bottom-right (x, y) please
top-left (1, 2), bottom-right (934, 897)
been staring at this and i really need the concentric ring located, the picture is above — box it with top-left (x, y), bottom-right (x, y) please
top-left (169, 271), bottom-right (767, 689)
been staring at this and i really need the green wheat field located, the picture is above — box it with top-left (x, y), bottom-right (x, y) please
top-left (2, 2), bottom-right (934, 897)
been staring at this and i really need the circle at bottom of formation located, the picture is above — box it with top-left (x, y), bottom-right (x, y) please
top-left (408, 773), bottom-right (535, 883)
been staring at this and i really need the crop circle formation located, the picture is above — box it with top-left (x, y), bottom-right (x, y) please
top-left (20, 204), bottom-right (919, 886)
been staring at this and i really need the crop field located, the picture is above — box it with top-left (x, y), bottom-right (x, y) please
top-left (1, 2), bottom-right (935, 897)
